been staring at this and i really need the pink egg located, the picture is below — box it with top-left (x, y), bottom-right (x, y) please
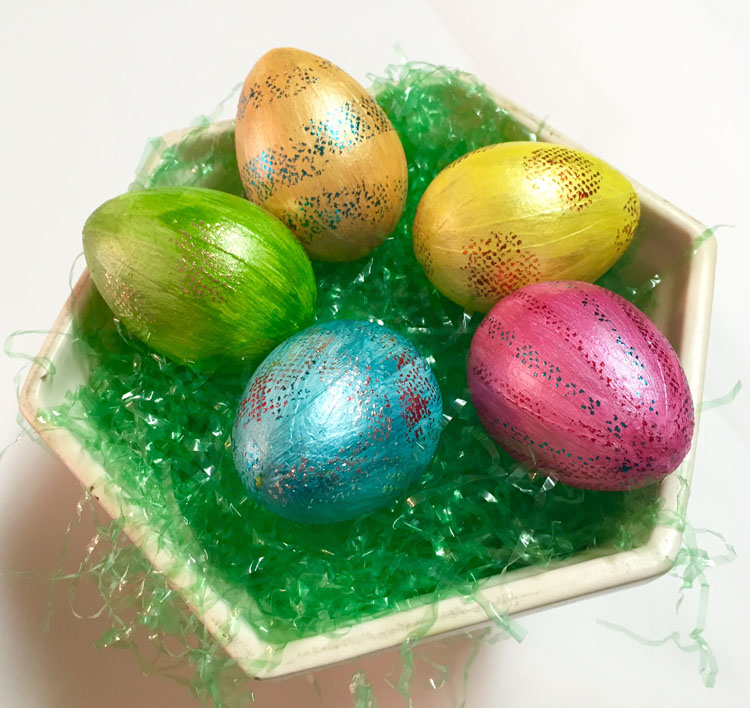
top-left (467, 281), bottom-right (694, 491)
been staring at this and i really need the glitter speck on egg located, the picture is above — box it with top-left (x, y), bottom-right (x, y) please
top-left (413, 142), bottom-right (640, 312)
top-left (235, 47), bottom-right (409, 262)
top-left (232, 320), bottom-right (443, 523)
top-left (467, 281), bottom-right (694, 491)
top-left (82, 187), bottom-right (317, 369)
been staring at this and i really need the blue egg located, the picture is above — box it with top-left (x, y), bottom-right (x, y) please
top-left (232, 320), bottom-right (443, 524)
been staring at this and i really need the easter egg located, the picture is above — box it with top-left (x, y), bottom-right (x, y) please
top-left (232, 320), bottom-right (443, 523)
top-left (413, 142), bottom-right (640, 312)
top-left (235, 47), bottom-right (408, 262)
top-left (83, 187), bottom-right (316, 369)
top-left (467, 281), bottom-right (694, 491)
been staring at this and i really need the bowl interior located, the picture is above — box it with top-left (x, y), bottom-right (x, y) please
top-left (20, 95), bottom-right (716, 679)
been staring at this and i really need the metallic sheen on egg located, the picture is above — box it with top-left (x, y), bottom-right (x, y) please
top-left (82, 187), bottom-right (316, 369)
top-left (467, 281), bottom-right (694, 490)
top-left (232, 321), bottom-right (443, 523)
top-left (413, 142), bottom-right (640, 312)
top-left (235, 47), bottom-right (409, 262)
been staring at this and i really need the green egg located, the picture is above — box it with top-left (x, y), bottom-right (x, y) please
top-left (83, 187), bottom-right (317, 369)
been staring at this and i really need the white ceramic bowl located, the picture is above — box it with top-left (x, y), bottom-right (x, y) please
top-left (19, 90), bottom-right (717, 680)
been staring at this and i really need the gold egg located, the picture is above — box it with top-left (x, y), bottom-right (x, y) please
top-left (413, 142), bottom-right (640, 312)
top-left (235, 47), bottom-right (408, 262)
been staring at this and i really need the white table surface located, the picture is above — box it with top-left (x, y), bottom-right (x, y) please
top-left (1, 1), bottom-right (748, 706)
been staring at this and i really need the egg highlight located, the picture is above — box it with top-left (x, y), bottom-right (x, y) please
top-left (235, 47), bottom-right (408, 262)
top-left (413, 142), bottom-right (640, 312)
top-left (467, 281), bottom-right (694, 491)
top-left (232, 320), bottom-right (443, 523)
top-left (82, 187), bottom-right (316, 369)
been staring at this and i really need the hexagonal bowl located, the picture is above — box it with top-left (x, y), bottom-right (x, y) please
top-left (19, 89), bottom-right (716, 679)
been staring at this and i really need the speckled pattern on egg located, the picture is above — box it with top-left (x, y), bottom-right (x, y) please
top-left (232, 320), bottom-right (443, 523)
top-left (413, 142), bottom-right (641, 312)
top-left (235, 48), bottom-right (408, 262)
top-left (467, 281), bottom-right (694, 490)
top-left (82, 187), bottom-right (317, 368)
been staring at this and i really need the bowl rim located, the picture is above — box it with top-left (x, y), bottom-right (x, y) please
top-left (18, 88), bottom-right (717, 680)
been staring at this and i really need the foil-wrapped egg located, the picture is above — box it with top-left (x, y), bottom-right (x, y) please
top-left (467, 281), bottom-right (694, 491)
top-left (232, 320), bottom-right (443, 523)
top-left (82, 187), bottom-right (316, 369)
top-left (413, 142), bottom-right (640, 312)
top-left (235, 47), bottom-right (408, 262)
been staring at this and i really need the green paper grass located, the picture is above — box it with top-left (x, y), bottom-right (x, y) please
top-left (46, 62), bottom-right (666, 699)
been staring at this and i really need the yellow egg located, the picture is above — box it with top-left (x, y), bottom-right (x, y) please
top-left (235, 47), bottom-right (408, 262)
top-left (412, 142), bottom-right (640, 311)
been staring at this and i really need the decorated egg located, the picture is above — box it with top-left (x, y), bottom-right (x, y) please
top-left (413, 142), bottom-right (640, 312)
top-left (235, 47), bottom-right (408, 262)
top-left (232, 320), bottom-right (443, 523)
top-left (467, 281), bottom-right (694, 491)
top-left (83, 187), bottom-right (316, 369)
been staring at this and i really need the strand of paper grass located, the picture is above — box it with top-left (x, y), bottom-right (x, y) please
top-left (420, 655), bottom-right (448, 691)
top-left (1, 326), bottom-right (83, 626)
top-left (631, 225), bottom-right (724, 306)
top-left (3, 272), bottom-right (83, 423)
top-left (3, 330), bottom-right (58, 377)
top-left (0, 426), bottom-right (30, 466)
top-left (67, 251), bottom-right (87, 289)
top-left (197, 81), bottom-right (243, 126)
top-left (395, 602), bottom-right (439, 704)
top-left (458, 630), bottom-right (493, 708)
top-left (698, 379), bottom-right (742, 413)
top-left (469, 590), bottom-right (528, 642)
top-left (384, 587), bottom-right (526, 705)
top-left (350, 670), bottom-right (379, 708)
top-left (533, 116), bottom-right (548, 141)
top-left (48, 492), bottom-right (258, 707)
top-left (598, 524), bottom-right (736, 687)
top-left (0, 252), bottom-right (107, 463)
top-left (42, 495), bottom-right (89, 630)
top-left (0, 329), bottom-right (71, 463)
top-left (598, 381), bottom-right (740, 687)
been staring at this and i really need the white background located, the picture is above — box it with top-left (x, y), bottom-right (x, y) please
top-left (1, 1), bottom-right (749, 706)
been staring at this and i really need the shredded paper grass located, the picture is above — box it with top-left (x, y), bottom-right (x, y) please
top-left (35, 62), bottom-right (694, 704)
